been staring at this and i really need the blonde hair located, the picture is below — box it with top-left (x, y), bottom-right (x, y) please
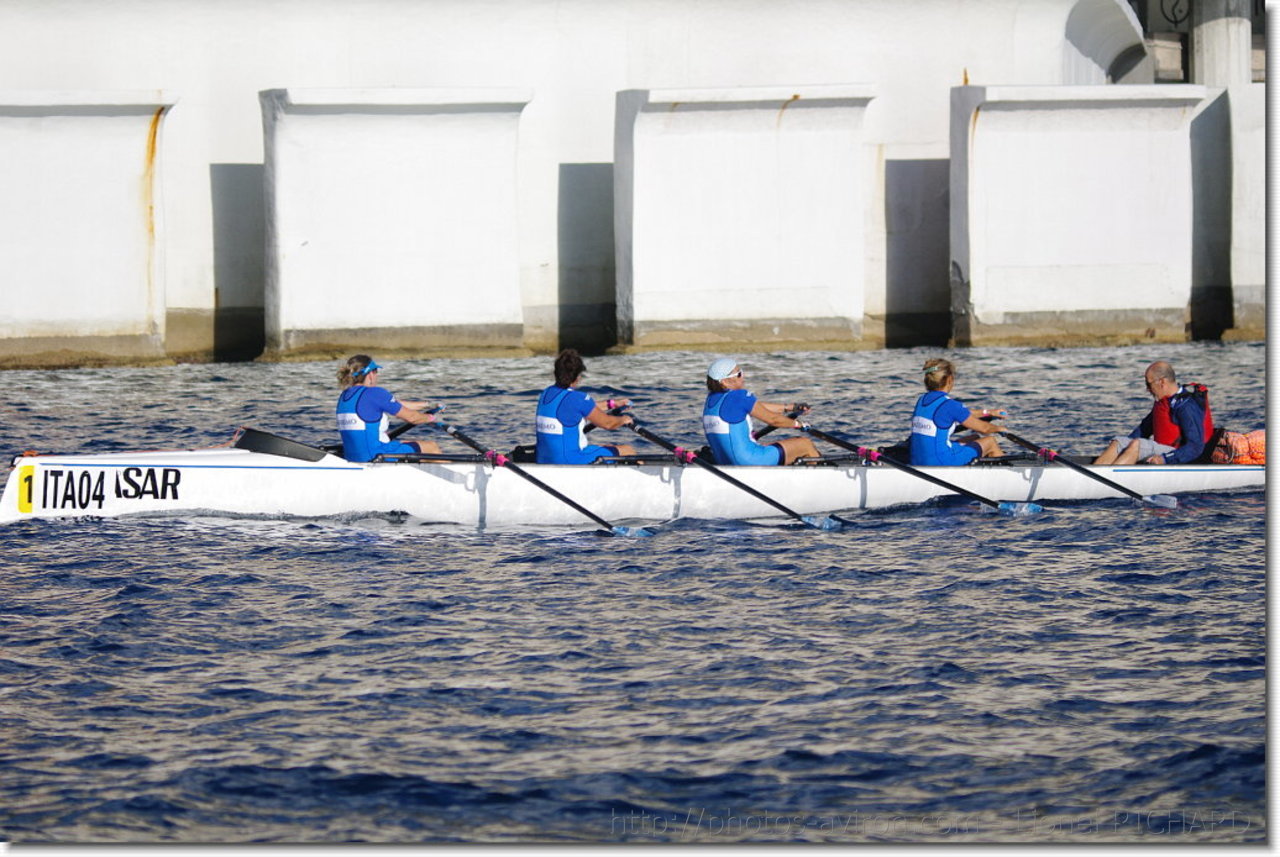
top-left (922, 358), bottom-right (954, 392)
top-left (338, 354), bottom-right (374, 388)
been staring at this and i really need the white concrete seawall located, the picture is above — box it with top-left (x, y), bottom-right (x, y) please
top-left (615, 86), bottom-right (875, 348)
top-left (1229, 83), bottom-right (1265, 333)
top-left (949, 85), bottom-right (1210, 345)
top-left (0, 0), bottom-right (1261, 366)
top-left (0, 92), bottom-right (174, 365)
top-left (260, 88), bottom-right (530, 357)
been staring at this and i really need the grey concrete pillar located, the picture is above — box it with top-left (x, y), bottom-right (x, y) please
top-left (1191, 0), bottom-right (1252, 87)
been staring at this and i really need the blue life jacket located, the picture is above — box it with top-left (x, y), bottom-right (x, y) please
top-left (909, 390), bottom-right (976, 466)
top-left (536, 386), bottom-right (607, 464)
top-left (336, 387), bottom-right (391, 462)
top-left (702, 391), bottom-right (782, 466)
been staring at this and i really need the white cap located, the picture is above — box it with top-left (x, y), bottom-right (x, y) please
top-left (707, 357), bottom-right (740, 380)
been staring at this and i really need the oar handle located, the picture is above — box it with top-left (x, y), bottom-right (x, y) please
top-left (1000, 430), bottom-right (1145, 502)
top-left (803, 425), bottom-right (1001, 510)
top-left (753, 404), bottom-right (809, 440)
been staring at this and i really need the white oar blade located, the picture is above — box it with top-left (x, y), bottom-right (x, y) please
top-left (997, 501), bottom-right (1043, 516)
top-left (611, 525), bottom-right (657, 537)
top-left (801, 515), bottom-right (844, 531)
top-left (1143, 494), bottom-right (1178, 509)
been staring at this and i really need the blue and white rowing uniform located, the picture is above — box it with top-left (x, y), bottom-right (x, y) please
top-left (702, 388), bottom-right (784, 466)
top-left (336, 386), bottom-right (417, 462)
top-left (909, 390), bottom-right (978, 466)
top-left (535, 385), bottom-right (615, 464)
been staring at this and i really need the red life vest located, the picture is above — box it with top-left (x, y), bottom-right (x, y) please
top-left (1151, 383), bottom-right (1214, 448)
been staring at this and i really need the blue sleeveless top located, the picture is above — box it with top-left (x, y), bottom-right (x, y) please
top-left (702, 389), bottom-right (783, 466)
top-left (336, 386), bottom-right (416, 462)
top-left (535, 385), bottom-right (612, 464)
top-left (909, 391), bottom-right (978, 466)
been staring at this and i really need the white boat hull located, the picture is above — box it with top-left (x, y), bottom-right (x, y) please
top-left (0, 441), bottom-right (1265, 527)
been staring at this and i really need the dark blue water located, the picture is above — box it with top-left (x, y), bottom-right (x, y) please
top-left (0, 343), bottom-right (1265, 844)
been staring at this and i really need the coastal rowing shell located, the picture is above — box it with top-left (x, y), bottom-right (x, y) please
top-left (0, 439), bottom-right (1264, 526)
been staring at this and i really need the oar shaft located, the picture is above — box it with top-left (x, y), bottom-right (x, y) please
top-left (439, 423), bottom-right (621, 534)
top-left (1001, 431), bottom-right (1144, 501)
top-left (803, 426), bottom-right (999, 509)
top-left (628, 424), bottom-right (813, 524)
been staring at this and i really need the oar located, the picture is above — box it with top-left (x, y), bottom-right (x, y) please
top-left (801, 425), bottom-right (1041, 515)
top-left (752, 404), bottom-right (808, 441)
top-left (1000, 431), bottom-right (1177, 509)
top-left (626, 420), bottom-right (847, 530)
top-left (435, 420), bottom-right (655, 537)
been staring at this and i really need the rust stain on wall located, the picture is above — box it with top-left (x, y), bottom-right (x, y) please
top-left (143, 107), bottom-right (163, 334)
top-left (776, 93), bottom-right (801, 127)
top-left (143, 107), bottom-right (161, 238)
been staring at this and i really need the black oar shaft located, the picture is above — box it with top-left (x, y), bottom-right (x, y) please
top-left (628, 424), bottom-right (816, 525)
top-left (802, 426), bottom-right (1000, 509)
top-left (440, 423), bottom-right (622, 534)
top-left (1001, 431), bottom-right (1145, 501)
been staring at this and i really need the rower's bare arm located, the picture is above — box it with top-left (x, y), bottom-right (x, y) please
top-left (394, 405), bottom-right (437, 425)
top-left (587, 406), bottom-right (632, 429)
top-left (962, 411), bottom-right (1003, 437)
top-left (751, 402), bottom-right (806, 428)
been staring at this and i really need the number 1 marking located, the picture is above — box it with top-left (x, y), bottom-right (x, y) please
top-left (18, 465), bottom-right (35, 514)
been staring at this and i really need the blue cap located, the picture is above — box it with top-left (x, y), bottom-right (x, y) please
top-left (352, 359), bottom-right (381, 379)
top-left (707, 357), bottom-right (740, 380)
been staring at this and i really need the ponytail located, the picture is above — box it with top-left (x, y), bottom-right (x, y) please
top-left (922, 358), bottom-right (954, 392)
top-left (339, 354), bottom-right (375, 388)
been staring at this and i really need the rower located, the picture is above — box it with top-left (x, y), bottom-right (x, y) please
top-left (908, 358), bottom-right (1006, 466)
top-left (535, 349), bottom-right (637, 464)
top-left (335, 355), bottom-right (442, 462)
top-left (702, 358), bottom-right (819, 466)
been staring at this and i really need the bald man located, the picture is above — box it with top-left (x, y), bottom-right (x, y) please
top-left (1093, 361), bottom-right (1214, 466)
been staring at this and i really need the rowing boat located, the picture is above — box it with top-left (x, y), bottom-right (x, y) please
top-left (0, 427), bottom-right (1263, 527)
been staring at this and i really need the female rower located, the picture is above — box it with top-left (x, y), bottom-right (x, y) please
top-left (702, 357), bottom-right (820, 465)
top-left (336, 355), bottom-right (442, 462)
top-left (909, 357), bottom-right (1005, 466)
top-left (535, 348), bottom-right (637, 464)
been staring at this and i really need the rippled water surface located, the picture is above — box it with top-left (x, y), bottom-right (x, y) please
top-left (0, 342), bottom-right (1266, 844)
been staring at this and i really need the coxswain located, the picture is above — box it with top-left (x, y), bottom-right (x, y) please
top-left (1092, 360), bottom-right (1214, 465)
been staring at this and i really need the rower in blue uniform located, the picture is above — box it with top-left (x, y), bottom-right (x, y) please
top-left (909, 358), bottom-right (1006, 466)
top-left (701, 357), bottom-right (820, 465)
top-left (535, 349), bottom-right (637, 464)
top-left (336, 355), bottom-right (442, 462)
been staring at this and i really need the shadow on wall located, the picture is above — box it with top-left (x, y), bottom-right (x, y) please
top-left (1188, 91), bottom-right (1233, 340)
top-left (884, 158), bottom-right (952, 348)
top-left (557, 163), bottom-right (617, 355)
top-left (210, 164), bottom-right (266, 361)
